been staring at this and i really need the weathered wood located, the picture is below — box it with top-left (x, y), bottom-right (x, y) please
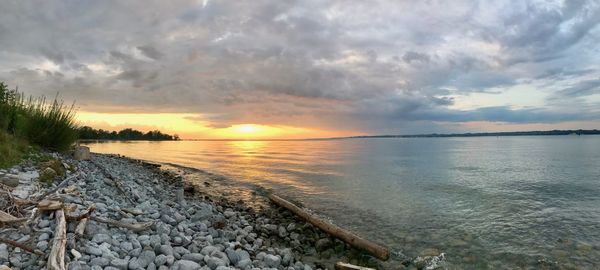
top-left (38, 200), bottom-right (63, 211)
top-left (268, 194), bottom-right (390, 261)
top-left (67, 204), bottom-right (96, 222)
top-left (0, 210), bottom-right (26, 224)
top-left (335, 262), bottom-right (376, 270)
top-left (91, 216), bottom-right (154, 232)
top-left (0, 237), bottom-right (44, 256)
top-left (121, 208), bottom-right (143, 215)
top-left (75, 218), bottom-right (88, 236)
top-left (47, 210), bottom-right (67, 270)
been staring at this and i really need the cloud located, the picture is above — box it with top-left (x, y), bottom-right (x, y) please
top-left (137, 46), bottom-right (164, 60)
top-left (555, 78), bottom-right (600, 98)
top-left (0, 0), bottom-right (599, 134)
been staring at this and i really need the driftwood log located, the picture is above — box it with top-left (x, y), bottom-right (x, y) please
top-left (268, 194), bottom-right (390, 261)
top-left (335, 262), bottom-right (376, 270)
top-left (47, 210), bottom-right (67, 270)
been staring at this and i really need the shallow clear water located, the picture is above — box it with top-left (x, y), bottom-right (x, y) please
top-left (83, 136), bottom-right (600, 269)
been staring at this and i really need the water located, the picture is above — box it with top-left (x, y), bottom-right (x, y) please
top-left (83, 136), bottom-right (600, 268)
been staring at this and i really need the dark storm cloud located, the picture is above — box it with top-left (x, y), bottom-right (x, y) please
top-left (0, 0), bottom-right (599, 133)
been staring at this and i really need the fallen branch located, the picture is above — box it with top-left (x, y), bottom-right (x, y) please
top-left (269, 194), bottom-right (390, 261)
top-left (0, 237), bottom-right (44, 256)
top-left (335, 262), bottom-right (375, 270)
top-left (47, 210), bottom-right (67, 270)
top-left (90, 216), bottom-right (154, 232)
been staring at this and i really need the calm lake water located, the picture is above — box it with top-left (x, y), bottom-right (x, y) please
top-left (83, 136), bottom-right (600, 269)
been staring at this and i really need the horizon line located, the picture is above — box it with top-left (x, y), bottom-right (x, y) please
top-left (182, 128), bottom-right (600, 141)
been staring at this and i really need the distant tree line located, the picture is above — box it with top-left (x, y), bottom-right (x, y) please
top-left (346, 129), bottom-right (600, 139)
top-left (78, 126), bottom-right (179, 141)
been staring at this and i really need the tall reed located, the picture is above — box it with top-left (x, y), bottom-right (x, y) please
top-left (0, 82), bottom-right (78, 151)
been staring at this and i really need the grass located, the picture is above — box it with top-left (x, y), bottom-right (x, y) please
top-left (0, 130), bottom-right (28, 168)
top-left (0, 82), bottom-right (78, 152)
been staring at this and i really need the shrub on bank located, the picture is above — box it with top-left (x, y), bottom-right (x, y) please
top-left (0, 82), bottom-right (78, 151)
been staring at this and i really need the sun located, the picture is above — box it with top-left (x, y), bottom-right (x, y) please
top-left (235, 124), bottom-right (259, 134)
top-left (217, 124), bottom-right (281, 138)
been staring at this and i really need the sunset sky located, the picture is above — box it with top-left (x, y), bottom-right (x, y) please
top-left (1, 1), bottom-right (600, 139)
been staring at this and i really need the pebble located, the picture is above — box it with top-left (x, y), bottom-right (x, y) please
top-left (201, 246), bottom-right (218, 256)
top-left (0, 244), bottom-right (8, 260)
top-left (36, 240), bottom-right (49, 251)
top-left (39, 233), bottom-right (50, 241)
top-left (90, 257), bottom-right (110, 267)
top-left (111, 258), bottom-right (129, 270)
top-left (166, 255), bottom-right (175, 265)
top-left (157, 245), bottom-right (174, 256)
top-left (85, 246), bottom-right (103, 256)
top-left (315, 238), bottom-right (332, 252)
top-left (237, 258), bottom-right (252, 269)
top-left (205, 256), bottom-right (226, 269)
top-left (92, 234), bottom-right (111, 244)
top-left (120, 242), bottom-right (133, 251)
top-left (181, 253), bottom-right (204, 263)
top-left (172, 260), bottom-right (201, 270)
top-left (225, 249), bottom-right (239, 265)
top-left (67, 261), bottom-right (88, 270)
top-left (264, 254), bottom-right (281, 268)
top-left (154, 254), bottom-right (168, 266)
top-left (71, 249), bottom-right (82, 260)
top-left (136, 250), bottom-right (156, 268)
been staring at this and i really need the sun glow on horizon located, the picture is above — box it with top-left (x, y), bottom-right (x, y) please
top-left (75, 111), bottom-right (355, 139)
top-left (212, 124), bottom-right (315, 139)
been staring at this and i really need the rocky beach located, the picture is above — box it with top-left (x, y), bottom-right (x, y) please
top-left (0, 152), bottom-right (405, 270)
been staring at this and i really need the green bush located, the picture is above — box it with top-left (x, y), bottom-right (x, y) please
top-left (0, 82), bottom-right (78, 151)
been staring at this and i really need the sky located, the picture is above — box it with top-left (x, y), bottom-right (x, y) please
top-left (1, 0), bottom-right (600, 139)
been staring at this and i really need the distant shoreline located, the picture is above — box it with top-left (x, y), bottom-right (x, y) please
top-left (179, 129), bottom-right (600, 141)
top-left (80, 129), bottom-right (600, 142)
top-left (344, 129), bottom-right (600, 139)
